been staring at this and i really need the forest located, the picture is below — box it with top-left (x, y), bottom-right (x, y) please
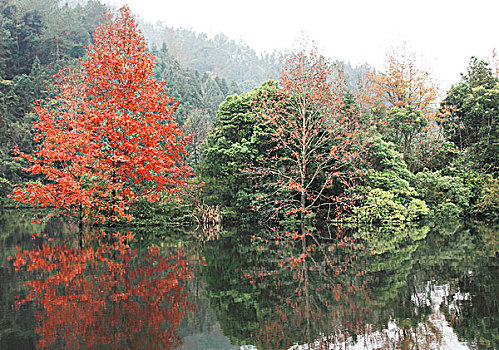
top-left (0, 0), bottom-right (497, 349)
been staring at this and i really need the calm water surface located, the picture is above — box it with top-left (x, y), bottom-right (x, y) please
top-left (0, 210), bottom-right (497, 349)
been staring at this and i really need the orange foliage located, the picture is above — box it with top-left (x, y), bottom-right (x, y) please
top-left (10, 6), bottom-right (191, 224)
top-left (364, 49), bottom-right (438, 118)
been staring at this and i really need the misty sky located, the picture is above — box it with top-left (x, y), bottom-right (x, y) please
top-left (105, 0), bottom-right (499, 93)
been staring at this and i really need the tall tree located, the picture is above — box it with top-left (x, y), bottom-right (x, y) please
top-left (440, 57), bottom-right (499, 174)
top-left (200, 82), bottom-right (275, 224)
top-left (363, 49), bottom-right (439, 170)
top-left (249, 49), bottom-right (366, 234)
top-left (11, 7), bottom-right (191, 239)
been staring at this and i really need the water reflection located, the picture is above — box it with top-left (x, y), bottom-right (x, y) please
top-left (1, 210), bottom-right (497, 349)
top-left (202, 227), bottom-right (370, 348)
top-left (203, 223), bottom-right (498, 349)
top-left (9, 230), bottom-right (194, 349)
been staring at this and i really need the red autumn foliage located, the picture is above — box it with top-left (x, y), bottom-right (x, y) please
top-left (10, 6), bottom-right (191, 224)
top-left (248, 48), bottom-right (367, 233)
top-left (10, 231), bottom-right (194, 349)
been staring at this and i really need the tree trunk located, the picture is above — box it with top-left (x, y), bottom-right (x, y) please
top-left (301, 191), bottom-right (306, 237)
top-left (78, 204), bottom-right (83, 248)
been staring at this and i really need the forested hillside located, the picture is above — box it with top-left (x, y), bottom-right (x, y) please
top-left (140, 21), bottom-right (371, 92)
top-left (0, 0), bottom-right (107, 197)
top-left (140, 22), bottom-right (283, 93)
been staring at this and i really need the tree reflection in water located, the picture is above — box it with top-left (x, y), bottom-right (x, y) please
top-left (10, 231), bottom-right (194, 349)
top-left (203, 227), bottom-right (373, 348)
top-left (247, 228), bottom-right (373, 349)
top-left (203, 223), bottom-right (497, 349)
top-left (5, 217), bottom-right (497, 349)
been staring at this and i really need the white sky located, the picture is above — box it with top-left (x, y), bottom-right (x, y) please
top-left (104, 0), bottom-right (499, 92)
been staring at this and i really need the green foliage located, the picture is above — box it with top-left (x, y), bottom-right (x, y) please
top-left (352, 137), bottom-right (428, 223)
top-left (128, 198), bottom-right (190, 226)
top-left (406, 198), bottom-right (430, 221)
top-left (200, 82), bottom-right (275, 223)
top-left (0, 176), bottom-right (12, 201)
top-left (434, 157), bottom-right (499, 223)
top-left (379, 106), bottom-right (428, 168)
top-left (413, 170), bottom-right (472, 218)
top-left (362, 137), bottom-right (413, 196)
top-left (436, 202), bottom-right (461, 221)
top-left (354, 188), bottom-right (428, 225)
top-left (355, 188), bottom-right (407, 224)
top-left (440, 57), bottom-right (499, 175)
top-left (474, 176), bottom-right (499, 222)
top-left (416, 139), bottom-right (460, 172)
top-left (152, 43), bottom-right (232, 126)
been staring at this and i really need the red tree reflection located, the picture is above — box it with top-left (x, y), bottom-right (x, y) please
top-left (10, 232), bottom-right (194, 349)
top-left (241, 229), bottom-right (372, 349)
top-left (241, 227), bottom-right (447, 349)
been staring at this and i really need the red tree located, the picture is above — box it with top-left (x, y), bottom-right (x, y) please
top-left (250, 49), bottom-right (366, 235)
top-left (11, 7), bottom-right (191, 236)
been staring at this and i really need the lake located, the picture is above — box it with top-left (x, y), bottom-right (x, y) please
top-left (0, 210), bottom-right (497, 349)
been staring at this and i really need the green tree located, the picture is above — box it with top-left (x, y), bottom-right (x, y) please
top-left (413, 170), bottom-right (472, 219)
top-left (200, 82), bottom-right (274, 223)
top-left (381, 106), bottom-right (428, 167)
top-left (440, 57), bottom-right (499, 174)
top-left (351, 137), bottom-right (428, 224)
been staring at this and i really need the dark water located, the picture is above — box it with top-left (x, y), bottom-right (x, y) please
top-left (0, 210), bottom-right (497, 349)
